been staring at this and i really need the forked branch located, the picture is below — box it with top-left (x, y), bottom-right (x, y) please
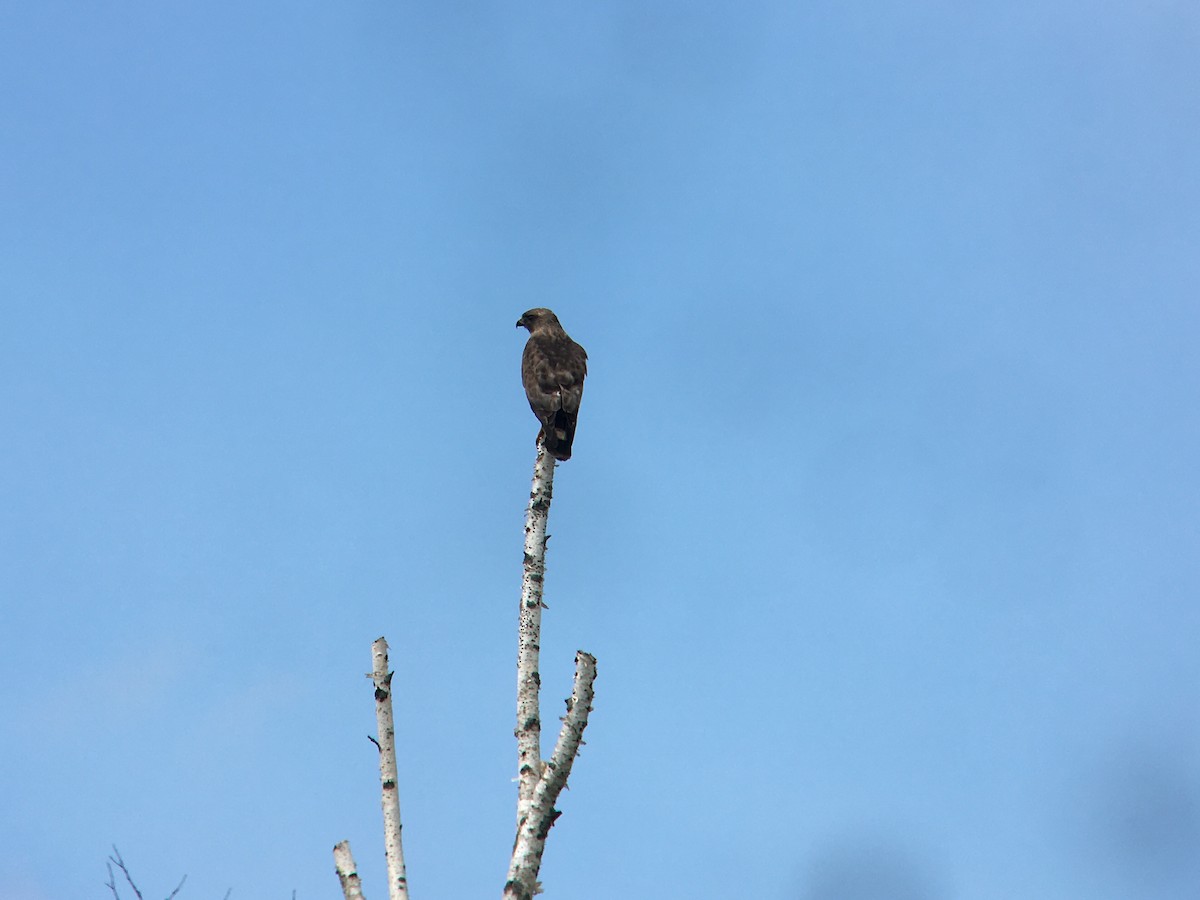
top-left (505, 441), bottom-right (598, 899)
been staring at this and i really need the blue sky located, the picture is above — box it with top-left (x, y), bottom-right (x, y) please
top-left (2, 2), bottom-right (1198, 898)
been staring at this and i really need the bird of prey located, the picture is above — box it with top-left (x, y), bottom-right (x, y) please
top-left (516, 308), bottom-right (588, 461)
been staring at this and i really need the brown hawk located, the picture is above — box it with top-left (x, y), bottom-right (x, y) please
top-left (516, 308), bottom-right (588, 461)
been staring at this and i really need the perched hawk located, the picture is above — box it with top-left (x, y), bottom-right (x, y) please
top-left (516, 308), bottom-right (588, 461)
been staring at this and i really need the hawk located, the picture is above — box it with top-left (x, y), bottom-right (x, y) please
top-left (516, 308), bottom-right (588, 461)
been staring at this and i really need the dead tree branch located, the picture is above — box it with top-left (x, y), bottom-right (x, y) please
top-left (505, 441), bottom-right (598, 899)
top-left (104, 847), bottom-right (185, 900)
top-left (333, 840), bottom-right (366, 900)
top-left (371, 637), bottom-right (410, 900)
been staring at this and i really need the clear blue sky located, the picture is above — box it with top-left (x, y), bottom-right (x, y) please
top-left (3, 3), bottom-right (1198, 898)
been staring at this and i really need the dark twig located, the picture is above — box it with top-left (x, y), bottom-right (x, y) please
top-left (104, 862), bottom-right (120, 900)
top-left (107, 847), bottom-right (145, 900)
top-left (105, 846), bottom-right (187, 900)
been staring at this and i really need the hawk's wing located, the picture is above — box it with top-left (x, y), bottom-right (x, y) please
top-left (522, 332), bottom-right (587, 459)
top-left (522, 333), bottom-right (587, 418)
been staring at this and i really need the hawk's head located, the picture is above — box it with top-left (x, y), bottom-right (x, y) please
top-left (516, 308), bottom-right (562, 333)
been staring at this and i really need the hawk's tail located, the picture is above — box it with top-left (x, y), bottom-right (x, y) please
top-left (542, 411), bottom-right (577, 461)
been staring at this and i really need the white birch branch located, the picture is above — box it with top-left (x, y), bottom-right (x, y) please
top-left (333, 840), bottom-right (366, 900)
top-left (515, 442), bottom-right (555, 822)
top-left (505, 651), bottom-right (598, 900)
top-left (506, 440), bottom-right (599, 900)
top-left (371, 637), bottom-right (410, 900)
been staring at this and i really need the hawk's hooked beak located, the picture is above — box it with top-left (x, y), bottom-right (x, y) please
top-left (515, 316), bottom-right (525, 329)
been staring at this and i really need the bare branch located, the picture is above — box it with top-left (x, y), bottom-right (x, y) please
top-left (107, 847), bottom-right (144, 900)
top-left (370, 637), bottom-right (411, 900)
top-left (333, 840), bottom-right (366, 900)
top-left (543, 651), bottom-right (597, 799)
top-left (505, 652), bottom-right (597, 899)
top-left (506, 442), bottom-right (598, 899)
top-left (515, 442), bottom-right (555, 825)
top-left (104, 862), bottom-right (120, 900)
top-left (104, 847), bottom-right (188, 900)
